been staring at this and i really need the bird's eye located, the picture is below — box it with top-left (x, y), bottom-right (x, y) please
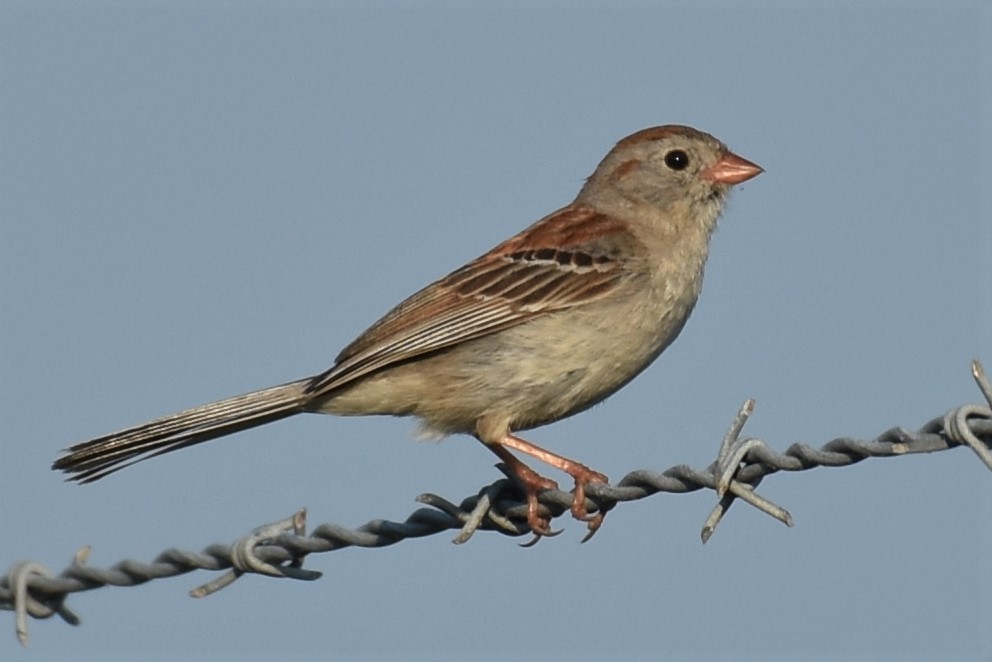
top-left (664, 149), bottom-right (689, 171)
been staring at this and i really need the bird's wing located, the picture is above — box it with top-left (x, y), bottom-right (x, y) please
top-left (305, 204), bottom-right (641, 396)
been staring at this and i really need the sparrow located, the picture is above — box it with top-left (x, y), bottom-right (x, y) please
top-left (53, 124), bottom-right (763, 539)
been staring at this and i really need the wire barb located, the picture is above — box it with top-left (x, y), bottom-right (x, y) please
top-left (190, 508), bottom-right (319, 598)
top-left (3, 360), bottom-right (990, 645)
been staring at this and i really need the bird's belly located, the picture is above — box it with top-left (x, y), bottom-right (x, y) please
top-left (317, 289), bottom-right (694, 437)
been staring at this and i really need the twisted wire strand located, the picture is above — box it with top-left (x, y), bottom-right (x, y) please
top-left (3, 360), bottom-right (990, 645)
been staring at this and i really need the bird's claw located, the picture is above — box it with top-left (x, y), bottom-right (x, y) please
top-left (567, 468), bottom-right (609, 541)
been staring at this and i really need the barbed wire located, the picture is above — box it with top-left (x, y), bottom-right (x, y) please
top-left (3, 359), bottom-right (991, 646)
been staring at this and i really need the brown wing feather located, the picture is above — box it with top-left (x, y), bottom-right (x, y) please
top-left (304, 205), bottom-right (635, 396)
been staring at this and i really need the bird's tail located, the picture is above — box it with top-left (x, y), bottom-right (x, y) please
top-left (52, 379), bottom-right (311, 483)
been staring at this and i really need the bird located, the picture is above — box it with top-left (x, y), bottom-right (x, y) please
top-left (52, 124), bottom-right (763, 539)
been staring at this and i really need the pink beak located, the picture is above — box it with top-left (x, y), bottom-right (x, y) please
top-left (701, 151), bottom-right (763, 185)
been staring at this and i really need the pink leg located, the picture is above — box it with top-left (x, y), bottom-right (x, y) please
top-left (486, 433), bottom-right (610, 537)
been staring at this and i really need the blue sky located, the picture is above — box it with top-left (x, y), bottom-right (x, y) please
top-left (2, 3), bottom-right (990, 660)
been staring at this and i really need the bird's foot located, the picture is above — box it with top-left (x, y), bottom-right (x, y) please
top-left (493, 433), bottom-right (611, 541)
top-left (566, 466), bottom-right (610, 542)
top-left (508, 462), bottom-right (562, 539)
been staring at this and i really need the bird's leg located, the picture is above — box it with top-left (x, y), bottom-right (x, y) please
top-left (487, 443), bottom-right (559, 537)
top-left (499, 433), bottom-right (610, 534)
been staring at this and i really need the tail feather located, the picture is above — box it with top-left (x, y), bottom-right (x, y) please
top-left (52, 379), bottom-right (310, 483)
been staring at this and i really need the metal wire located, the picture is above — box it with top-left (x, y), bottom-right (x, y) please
top-left (3, 359), bottom-right (990, 646)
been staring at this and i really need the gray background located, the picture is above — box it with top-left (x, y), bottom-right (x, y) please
top-left (2, 3), bottom-right (990, 660)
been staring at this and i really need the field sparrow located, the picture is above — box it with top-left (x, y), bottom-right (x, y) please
top-left (53, 125), bottom-right (762, 538)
